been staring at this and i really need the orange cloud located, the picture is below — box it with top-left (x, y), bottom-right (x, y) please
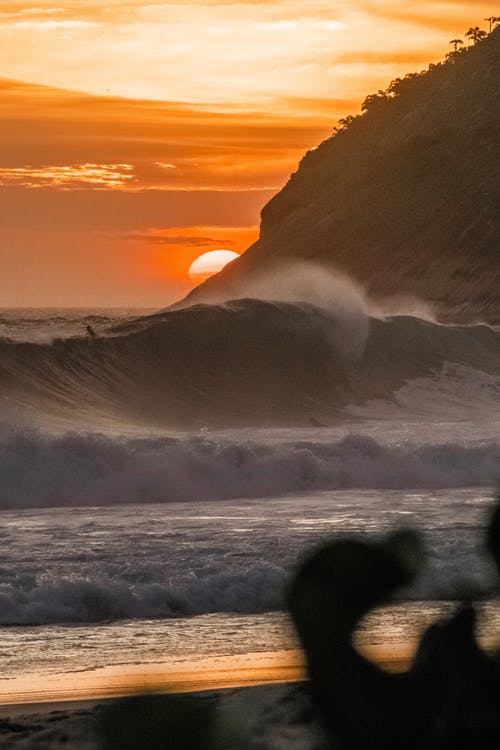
top-left (0, 0), bottom-right (493, 306)
top-left (0, 224), bottom-right (260, 306)
top-left (362, 2), bottom-right (494, 33)
top-left (134, 226), bottom-right (260, 282)
top-left (0, 0), bottom-right (488, 110)
top-left (0, 78), bottom-right (331, 192)
top-left (0, 163), bottom-right (135, 189)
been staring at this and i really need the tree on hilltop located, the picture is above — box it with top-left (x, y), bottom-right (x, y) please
top-left (484, 16), bottom-right (500, 32)
top-left (361, 90), bottom-right (389, 113)
top-left (465, 26), bottom-right (487, 44)
top-left (449, 38), bottom-right (463, 51)
top-left (333, 115), bottom-right (356, 134)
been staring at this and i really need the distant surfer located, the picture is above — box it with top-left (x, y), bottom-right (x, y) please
top-left (86, 324), bottom-right (97, 338)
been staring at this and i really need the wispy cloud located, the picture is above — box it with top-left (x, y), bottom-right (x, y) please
top-left (1, 0), bottom-right (490, 110)
top-left (0, 7), bottom-right (66, 16)
top-left (121, 225), bottom-right (259, 284)
top-left (9, 19), bottom-right (98, 29)
top-left (114, 225), bottom-right (259, 250)
top-left (0, 163), bottom-right (135, 189)
top-left (1, 78), bottom-right (332, 193)
top-left (121, 234), bottom-right (236, 247)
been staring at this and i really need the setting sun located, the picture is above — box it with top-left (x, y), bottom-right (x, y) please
top-left (1, 1), bottom-right (500, 745)
top-left (2, 0), bottom-right (490, 306)
top-left (188, 249), bottom-right (240, 283)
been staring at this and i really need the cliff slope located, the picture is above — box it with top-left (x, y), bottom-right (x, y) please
top-left (183, 28), bottom-right (500, 322)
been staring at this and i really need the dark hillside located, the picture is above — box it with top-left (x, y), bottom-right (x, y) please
top-left (183, 27), bottom-right (500, 322)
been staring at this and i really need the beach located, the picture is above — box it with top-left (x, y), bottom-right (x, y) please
top-left (1, 608), bottom-right (499, 748)
top-left (0, 641), bottom-right (415, 750)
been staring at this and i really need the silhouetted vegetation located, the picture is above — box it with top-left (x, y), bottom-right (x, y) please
top-left (287, 500), bottom-right (500, 749)
top-left (244, 17), bottom-right (500, 322)
top-left (333, 18), bottom-right (496, 131)
top-left (449, 38), bottom-right (463, 52)
top-left (485, 16), bottom-right (500, 33)
top-left (99, 693), bottom-right (226, 750)
top-left (465, 26), bottom-right (488, 45)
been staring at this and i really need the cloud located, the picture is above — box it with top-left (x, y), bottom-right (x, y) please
top-left (0, 0), bottom-right (481, 107)
top-left (9, 20), bottom-right (98, 31)
top-left (114, 224), bottom-right (259, 248)
top-left (121, 234), bottom-right (236, 247)
top-left (362, 2), bottom-right (494, 33)
top-left (0, 163), bottom-right (135, 189)
top-left (1, 78), bottom-right (331, 193)
top-left (0, 7), bottom-right (66, 17)
top-left (0, 0), bottom-right (491, 307)
top-left (336, 49), bottom-right (440, 66)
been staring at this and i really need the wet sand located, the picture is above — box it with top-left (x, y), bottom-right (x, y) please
top-left (0, 643), bottom-right (414, 709)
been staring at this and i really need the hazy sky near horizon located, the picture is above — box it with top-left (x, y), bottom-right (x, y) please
top-left (1, 0), bottom-right (494, 305)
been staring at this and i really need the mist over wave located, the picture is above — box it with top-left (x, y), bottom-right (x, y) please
top-left (176, 262), bottom-right (371, 361)
top-left (0, 429), bottom-right (499, 510)
top-left (1, 298), bottom-right (500, 430)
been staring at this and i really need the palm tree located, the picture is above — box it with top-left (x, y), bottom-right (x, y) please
top-left (449, 38), bottom-right (463, 51)
top-left (484, 16), bottom-right (497, 33)
top-left (465, 26), bottom-right (487, 44)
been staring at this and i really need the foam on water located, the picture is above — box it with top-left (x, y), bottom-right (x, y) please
top-left (0, 428), bottom-right (499, 510)
top-left (0, 308), bottom-right (499, 630)
top-left (0, 489), bottom-right (496, 626)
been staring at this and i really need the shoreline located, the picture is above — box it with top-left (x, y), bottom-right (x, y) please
top-left (0, 643), bottom-right (415, 710)
top-left (0, 644), bottom-right (428, 750)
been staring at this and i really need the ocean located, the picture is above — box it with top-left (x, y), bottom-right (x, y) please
top-left (0, 306), bottom-right (499, 704)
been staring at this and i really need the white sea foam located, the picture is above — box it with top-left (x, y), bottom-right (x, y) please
top-left (0, 483), bottom-right (495, 626)
top-left (346, 364), bottom-right (500, 421)
top-left (0, 563), bottom-right (286, 626)
top-left (0, 428), bottom-right (499, 510)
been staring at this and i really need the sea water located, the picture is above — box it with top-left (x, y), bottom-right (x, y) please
top-left (0, 309), bottom-right (499, 700)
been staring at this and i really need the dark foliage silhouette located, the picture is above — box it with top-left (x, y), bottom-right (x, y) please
top-left (484, 17), bottom-right (498, 33)
top-left (449, 38), bottom-right (463, 52)
top-left (287, 503), bottom-right (500, 749)
top-left (99, 693), bottom-right (225, 750)
top-left (183, 19), bottom-right (500, 323)
top-left (465, 26), bottom-right (488, 44)
top-left (96, 502), bottom-right (500, 749)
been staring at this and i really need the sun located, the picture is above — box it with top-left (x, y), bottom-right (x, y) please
top-left (188, 249), bottom-right (240, 283)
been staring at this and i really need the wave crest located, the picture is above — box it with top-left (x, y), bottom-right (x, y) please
top-left (0, 429), bottom-right (499, 510)
top-left (1, 301), bottom-right (500, 428)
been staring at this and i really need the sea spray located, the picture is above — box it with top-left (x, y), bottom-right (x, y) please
top-left (1, 428), bottom-right (499, 509)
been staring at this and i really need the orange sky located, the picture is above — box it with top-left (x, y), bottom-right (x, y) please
top-left (0, 0), bottom-right (495, 306)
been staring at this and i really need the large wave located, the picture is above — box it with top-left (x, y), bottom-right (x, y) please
top-left (1, 299), bottom-right (500, 429)
top-left (0, 430), bottom-right (499, 510)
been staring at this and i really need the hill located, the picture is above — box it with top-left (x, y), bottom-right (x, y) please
top-left (182, 27), bottom-right (500, 322)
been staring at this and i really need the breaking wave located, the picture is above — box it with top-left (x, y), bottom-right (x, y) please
top-left (0, 430), bottom-right (499, 510)
top-left (0, 299), bottom-right (500, 429)
top-left (0, 563), bottom-right (286, 626)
